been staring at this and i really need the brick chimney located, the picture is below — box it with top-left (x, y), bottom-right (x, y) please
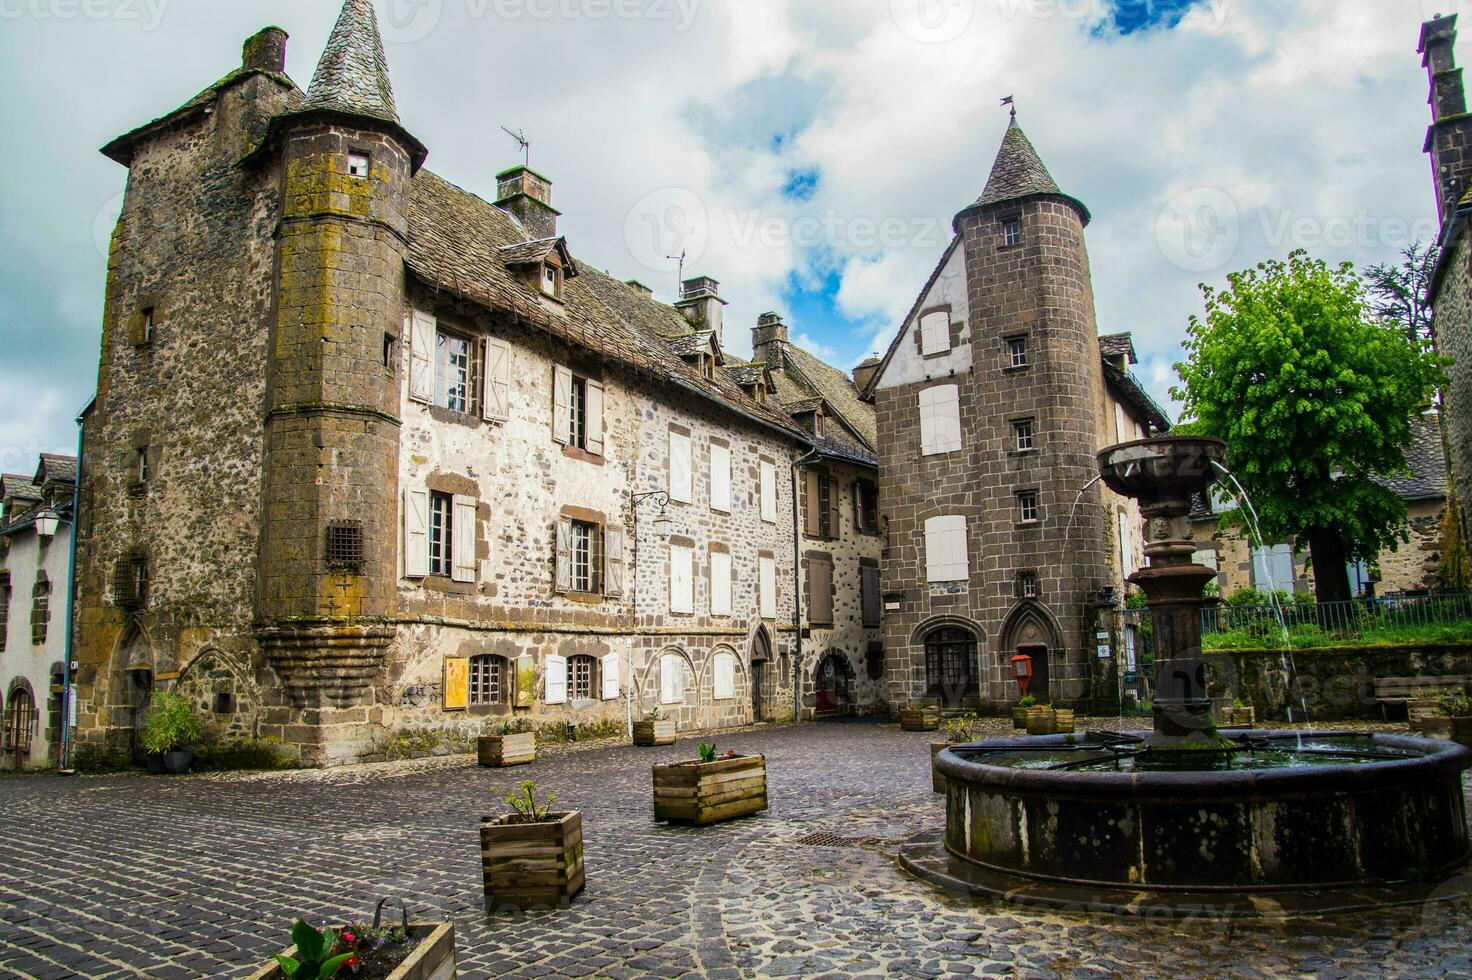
top-left (675, 276), bottom-right (728, 346)
top-left (752, 312), bottom-right (788, 373)
top-left (495, 166), bottom-right (561, 239)
top-left (1421, 15), bottom-right (1472, 227)
top-left (243, 26), bottom-right (288, 73)
top-left (852, 356), bottom-right (881, 393)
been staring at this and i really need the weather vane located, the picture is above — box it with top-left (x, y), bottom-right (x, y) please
top-left (501, 126), bottom-right (531, 167)
top-left (1001, 95), bottom-right (1016, 122)
top-left (666, 249), bottom-right (687, 297)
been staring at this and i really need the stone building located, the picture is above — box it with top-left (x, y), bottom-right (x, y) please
top-left (72, 0), bottom-right (880, 766)
top-left (862, 115), bottom-right (1169, 712)
top-left (1, 455), bottom-right (77, 770)
top-left (1191, 413), bottom-right (1450, 598)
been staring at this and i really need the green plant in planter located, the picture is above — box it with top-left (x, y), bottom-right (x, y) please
top-left (944, 714), bottom-right (981, 743)
top-left (1018, 694), bottom-right (1037, 709)
top-left (1439, 692), bottom-right (1472, 719)
top-left (698, 742), bottom-right (717, 763)
top-left (500, 780), bottom-right (558, 824)
top-left (646, 707), bottom-right (661, 721)
top-left (497, 721), bottom-right (514, 736)
top-left (274, 919), bottom-right (353, 979)
top-left (140, 692), bottom-right (203, 755)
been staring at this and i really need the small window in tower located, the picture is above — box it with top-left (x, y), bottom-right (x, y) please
top-left (140, 307), bottom-right (155, 345)
top-left (1007, 336), bottom-right (1029, 370)
top-left (1018, 490), bottom-right (1041, 525)
top-left (383, 333), bottom-right (396, 369)
top-left (326, 520), bottom-right (365, 572)
top-left (1019, 571), bottom-right (1039, 599)
top-left (348, 152), bottom-right (370, 179)
top-left (1013, 418), bottom-right (1034, 453)
top-left (135, 447), bottom-right (150, 485)
top-left (1002, 218), bottom-right (1022, 247)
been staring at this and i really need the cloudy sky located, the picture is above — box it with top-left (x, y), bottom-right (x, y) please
top-left (0, 0), bottom-right (1458, 470)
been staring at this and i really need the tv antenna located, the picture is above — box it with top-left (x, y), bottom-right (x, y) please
top-left (666, 249), bottom-right (686, 297)
top-left (501, 126), bottom-right (531, 167)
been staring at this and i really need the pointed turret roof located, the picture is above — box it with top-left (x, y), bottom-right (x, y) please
top-left (956, 115), bottom-right (1090, 227)
top-left (301, 0), bottom-right (400, 125)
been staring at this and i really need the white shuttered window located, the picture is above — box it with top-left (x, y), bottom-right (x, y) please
top-left (408, 311), bottom-right (435, 404)
top-left (925, 515), bottom-right (969, 583)
top-left (404, 488), bottom-right (430, 578)
top-left (669, 430), bottom-right (693, 503)
top-left (709, 549), bottom-right (732, 616)
top-left (661, 653), bottom-right (686, 704)
top-left (709, 443), bottom-right (731, 512)
top-left (920, 311), bottom-right (950, 355)
top-left (670, 543), bottom-right (694, 614)
top-left (759, 556), bottom-right (777, 618)
top-left (601, 653), bottom-right (620, 700)
top-left (545, 654), bottom-right (567, 704)
top-left (452, 495), bottom-right (477, 583)
top-left (483, 338), bottom-right (511, 421)
top-left (919, 385), bottom-right (962, 456)
top-left (759, 460), bottom-right (777, 522)
top-left (713, 652), bottom-right (736, 701)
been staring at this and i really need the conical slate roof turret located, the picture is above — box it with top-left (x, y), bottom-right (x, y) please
top-left (301, 0), bottom-right (400, 125)
top-left (956, 114), bottom-right (1090, 228)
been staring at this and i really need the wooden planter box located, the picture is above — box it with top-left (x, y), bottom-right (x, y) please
top-left (1423, 717), bottom-right (1455, 739)
top-left (246, 923), bottom-right (456, 980)
top-left (931, 741), bottom-right (948, 793)
top-left (653, 754), bottom-right (768, 825)
top-left (477, 733), bottom-right (535, 768)
top-left (1025, 707), bottom-right (1057, 736)
top-left (1011, 707), bottom-right (1028, 730)
top-left (633, 719), bottom-right (678, 746)
top-left (900, 707), bottom-right (941, 732)
top-left (480, 811), bottom-right (585, 913)
top-left (1219, 706), bottom-right (1256, 728)
top-left (1454, 717), bottom-right (1472, 749)
top-left (1409, 700), bottom-right (1443, 732)
top-left (1053, 708), bottom-right (1075, 734)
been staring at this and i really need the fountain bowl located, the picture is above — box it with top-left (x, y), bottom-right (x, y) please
top-left (1096, 436), bottom-right (1227, 507)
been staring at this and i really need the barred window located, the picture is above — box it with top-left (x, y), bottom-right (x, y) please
top-left (326, 521), bottom-right (365, 571)
top-left (430, 492), bottom-right (453, 577)
top-left (1019, 571), bottom-right (1039, 599)
top-left (469, 655), bottom-right (508, 706)
top-left (568, 654), bottom-right (597, 700)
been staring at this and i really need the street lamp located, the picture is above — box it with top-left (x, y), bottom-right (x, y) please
top-left (633, 491), bottom-right (674, 534)
top-left (34, 508), bottom-right (60, 539)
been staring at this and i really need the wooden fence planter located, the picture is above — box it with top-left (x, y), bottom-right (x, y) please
top-left (1219, 706), bottom-right (1256, 728)
top-left (1053, 709), bottom-right (1076, 734)
top-left (1011, 707), bottom-right (1028, 730)
top-left (652, 754), bottom-right (768, 826)
top-left (1409, 700), bottom-right (1443, 732)
top-left (931, 741), bottom-right (948, 793)
top-left (1025, 707), bottom-right (1057, 736)
top-left (633, 720), bottom-right (678, 746)
top-left (900, 707), bottom-right (941, 732)
top-left (246, 924), bottom-right (457, 980)
top-left (477, 733), bottom-right (535, 768)
top-left (480, 811), bottom-right (585, 913)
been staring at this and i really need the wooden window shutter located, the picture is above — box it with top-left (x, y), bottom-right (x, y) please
top-left (444, 657), bottom-right (469, 710)
top-left (804, 471), bottom-right (821, 537)
top-left (554, 517), bottom-right (573, 593)
top-left (812, 560), bottom-right (833, 624)
top-left (545, 654), bottom-right (567, 704)
top-left (709, 443), bottom-right (731, 512)
top-left (862, 566), bottom-right (881, 627)
top-left (709, 550), bottom-right (732, 616)
top-left (552, 365), bottom-right (573, 444)
top-left (604, 526), bottom-right (625, 597)
top-left (670, 543), bottom-right (694, 614)
top-left (404, 488), bottom-right (430, 578)
top-left (601, 653), bottom-right (620, 700)
top-left (585, 380), bottom-right (605, 456)
top-left (669, 430), bottom-right (692, 502)
top-left (827, 476), bottom-right (842, 540)
top-left (483, 338), bottom-right (511, 421)
top-left (759, 556), bottom-right (776, 618)
top-left (409, 311), bottom-right (435, 404)
top-left (451, 495), bottom-right (477, 583)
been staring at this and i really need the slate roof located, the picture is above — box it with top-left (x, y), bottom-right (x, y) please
top-left (1376, 413), bottom-right (1450, 502)
top-left (724, 363), bottom-right (768, 388)
top-left (1099, 332), bottom-right (1138, 365)
top-left (666, 332), bottom-right (717, 358)
top-left (1, 474), bottom-right (41, 505)
top-left (35, 454), bottom-right (78, 489)
top-left (781, 345), bottom-right (878, 450)
top-left (957, 117), bottom-right (1090, 228)
top-left (101, 66), bottom-right (299, 165)
top-left (300, 0), bottom-right (400, 125)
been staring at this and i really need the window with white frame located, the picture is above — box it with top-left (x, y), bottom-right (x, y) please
top-left (1003, 218), bottom-right (1022, 247)
top-left (429, 492), bottom-right (454, 577)
top-left (669, 429), bottom-right (693, 503)
top-left (552, 365), bottom-right (605, 456)
top-left (709, 548), bottom-right (732, 616)
top-left (554, 515), bottom-right (622, 598)
top-left (1007, 336), bottom-right (1028, 369)
top-left (759, 459), bottom-right (777, 523)
top-left (405, 488), bottom-right (476, 583)
top-left (759, 555), bottom-right (777, 618)
top-left (1013, 418), bottom-right (1034, 452)
top-left (660, 653), bottom-right (686, 704)
top-left (924, 515), bottom-right (969, 583)
top-left (570, 520), bottom-right (600, 594)
top-left (713, 652), bottom-right (736, 701)
top-left (709, 442), bottom-right (731, 512)
top-left (919, 384), bottom-right (962, 456)
top-left (1018, 490), bottom-right (1040, 525)
top-left (348, 152), bottom-right (370, 178)
top-left (670, 542), bottom-right (694, 614)
top-left (435, 330), bottom-right (475, 414)
top-left (919, 311), bottom-right (951, 356)
top-left (406, 311), bottom-right (511, 425)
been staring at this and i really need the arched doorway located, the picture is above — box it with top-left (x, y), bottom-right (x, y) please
top-left (4, 686), bottom-right (36, 769)
top-left (750, 627), bottom-right (772, 721)
top-left (1001, 604), bottom-right (1063, 704)
top-left (117, 627), bottom-right (154, 761)
top-left (924, 628), bottom-right (978, 709)
top-left (814, 654), bottom-right (851, 716)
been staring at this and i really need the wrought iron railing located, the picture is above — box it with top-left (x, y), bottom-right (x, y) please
top-left (1200, 593), bottom-right (1472, 649)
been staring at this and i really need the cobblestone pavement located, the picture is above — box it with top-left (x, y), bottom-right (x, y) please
top-left (1, 717), bottom-right (1470, 979)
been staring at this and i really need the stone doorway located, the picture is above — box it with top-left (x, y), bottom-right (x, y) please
top-left (1019, 644), bottom-right (1049, 702)
top-left (4, 687), bottom-right (35, 769)
top-left (751, 627), bottom-right (772, 722)
top-left (814, 654), bottom-right (849, 715)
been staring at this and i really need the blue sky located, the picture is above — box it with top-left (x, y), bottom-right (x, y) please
top-left (0, 0), bottom-right (1456, 465)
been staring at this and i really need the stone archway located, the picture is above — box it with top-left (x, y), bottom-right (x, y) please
top-left (813, 652), bottom-right (854, 716)
top-left (999, 603), bottom-right (1064, 703)
top-left (114, 626), bottom-right (155, 761)
top-left (750, 625), bottom-right (773, 721)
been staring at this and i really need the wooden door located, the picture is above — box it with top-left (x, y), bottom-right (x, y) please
top-left (4, 690), bottom-right (34, 769)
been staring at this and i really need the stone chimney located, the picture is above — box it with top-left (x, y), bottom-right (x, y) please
top-left (243, 26), bottom-right (289, 73)
top-left (1421, 15), bottom-right (1472, 227)
top-left (752, 312), bottom-right (789, 372)
top-left (495, 166), bottom-right (561, 239)
top-left (675, 276), bottom-right (729, 346)
top-left (625, 280), bottom-right (653, 297)
top-left (852, 356), bottom-right (881, 393)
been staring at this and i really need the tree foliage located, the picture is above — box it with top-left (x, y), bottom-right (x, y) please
top-left (1362, 240), bottom-right (1439, 348)
top-left (1172, 251), bottom-right (1446, 602)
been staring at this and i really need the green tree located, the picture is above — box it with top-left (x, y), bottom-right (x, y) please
top-left (1172, 251), bottom-right (1445, 603)
top-left (1362, 240), bottom-right (1439, 347)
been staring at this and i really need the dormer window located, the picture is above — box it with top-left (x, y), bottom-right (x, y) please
top-left (348, 152), bottom-right (370, 179)
top-left (815, 409), bottom-right (826, 438)
top-left (542, 261), bottom-right (563, 299)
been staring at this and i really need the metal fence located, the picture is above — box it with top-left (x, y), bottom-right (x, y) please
top-left (1200, 593), bottom-right (1472, 648)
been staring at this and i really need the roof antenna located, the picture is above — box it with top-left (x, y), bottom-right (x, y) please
top-left (501, 126), bottom-right (531, 167)
top-left (1001, 95), bottom-right (1016, 123)
top-left (666, 249), bottom-right (686, 298)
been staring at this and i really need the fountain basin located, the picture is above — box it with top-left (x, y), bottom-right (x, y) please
top-left (935, 732), bottom-right (1472, 897)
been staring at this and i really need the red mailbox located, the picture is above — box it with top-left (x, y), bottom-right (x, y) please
top-left (1010, 653), bottom-right (1034, 698)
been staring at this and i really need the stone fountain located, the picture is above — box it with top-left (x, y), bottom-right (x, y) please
top-left (903, 436), bottom-right (1472, 916)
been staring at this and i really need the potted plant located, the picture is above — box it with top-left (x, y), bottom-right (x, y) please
top-left (481, 781), bottom-right (584, 913)
top-left (933, 715), bottom-right (981, 793)
top-left (633, 708), bottom-right (677, 747)
top-left (1012, 695), bottom-right (1035, 730)
top-left (653, 742), bottom-right (768, 825)
top-left (899, 703), bottom-right (941, 732)
top-left (141, 691), bottom-right (204, 775)
top-left (1409, 698), bottom-right (1443, 733)
top-left (245, 902), bottom-right (457, 980)
top-left (478, 721), bottom-right (535, 768)
top-left (1221, 699), bottom-right (1256, 728)
top-left (1440, 692), bottom-right (1472, 746)
top-left (1025, 702), bottom-right (1057, 736)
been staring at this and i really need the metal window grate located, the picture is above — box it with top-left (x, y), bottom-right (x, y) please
top-left (326, 521), bottom-right (365, 572)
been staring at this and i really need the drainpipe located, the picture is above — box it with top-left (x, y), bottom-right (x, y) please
top-left (58, 404), bottom-right (86, 773)
top-left (790, 446), bottom-right (822, 724)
